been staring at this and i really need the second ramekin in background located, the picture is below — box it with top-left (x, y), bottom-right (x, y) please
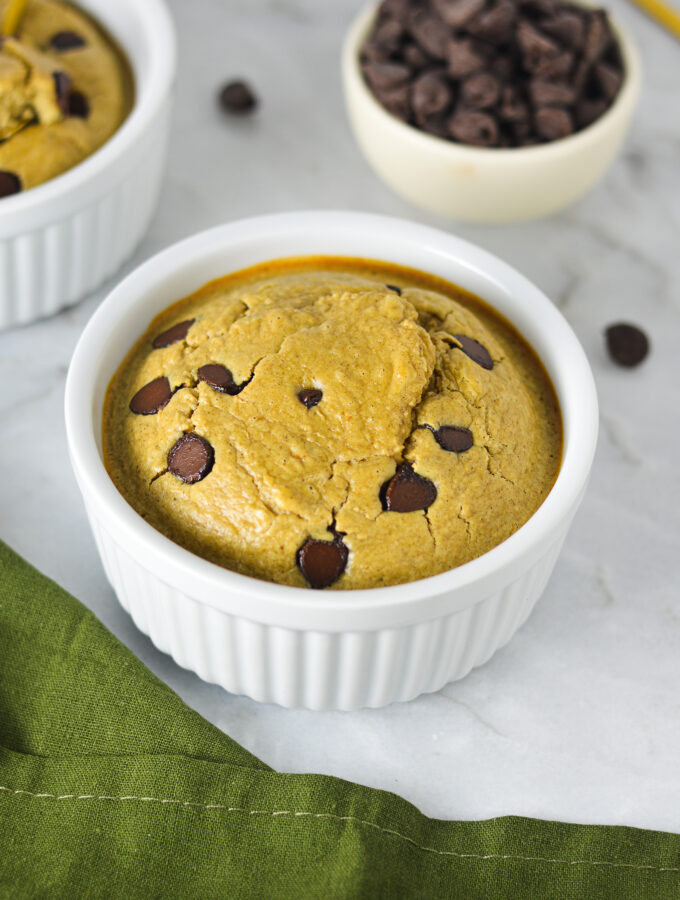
top-left (0, 0), bottom-right (176, 330)
top-left (65, 211), bottom-right (598, 710)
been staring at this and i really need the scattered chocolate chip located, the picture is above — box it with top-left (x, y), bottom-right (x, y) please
top-left (219, 80), bottom-right (258, 114)
top-left (535, 104), bottom-right (573, 140)
top-left (467, 1), bottom-right (516, 45)
top-left (461, 72), bottom-right (501, 109)
top-left (152, 319), bottom-right (195, 349)
top-left (433, 0), bottom-right (486, 28)
top-left (593, 62), bottom-right (622, 102)
top-left (412, 70), bottom-right (452, 122)
top-left (52, 71), bottom-right (72, 115)
top-left (605, 323), bottom-right (649, 368)
top-left (410, 12), bottom-right (449, 60)
top-left (453, 334), bottom-right (494, 369)
top-left (198, 363), bottom-right (241, 394)
top-left (449, 110), bottom-right (499, 146)
top-left (529, 78), bottom-right (576, 106)
top-left (383, 463), bottom-right (437, 513)
top-left (0, 171), bottom-right (21, 198)
top-left (447, 38), bottom-right (486, 79)
top-left (50, 31), bottom-right (86, 51)
top-left (67, 91), bottom-right (89, 118)
top-left (297, 535), bottom-right (349, 589)
top-left (129, 376), bottom-right (173, 415)
top-left (434, 425), bottom-right (474, 453)
top-left (298, 388), bottom-right (323, 408)
top-left (167, 433), bottom-right (214, 484)
top-left (362, 61), bottom-right (411, 92)
top-left (386, 284), bottom-right (402, 295)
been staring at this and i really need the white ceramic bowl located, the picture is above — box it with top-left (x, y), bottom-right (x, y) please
top-left (342, 4), bottom-right (641, 223)
top-left (0, 0), bottom-right (176, 330)
top-left (65, 211), bottom-right (598, 710)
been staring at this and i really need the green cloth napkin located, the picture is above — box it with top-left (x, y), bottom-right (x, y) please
top-left (1, 540), bottom-right (679, 899)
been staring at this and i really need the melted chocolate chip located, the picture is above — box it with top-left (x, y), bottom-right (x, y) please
top-left (298, 388), bottom-right (323, 408)
top-left (129, 376), bottom-right (173, 415)
top-left (453, 334), bottom-right (494, 370)
top-left (434, 425), bottom-right (474, 453)
top-left (167, 433), bottom-right (214, 484)
top-left (0, 171), bottom-right (21, 198)
top-left (386, 284), bottom-right (402, 295)
top-left (53, 72), bottom-right (72, 115)
top-left (219, 80), bottom-right (258, 114)
top-left (605, 323), bottom-right (649, 368)
top-left (383, 463), bottom-right (437, 513)
top-left (297, 536), bottom-right (349, 589)
top-left (67, 91), bottom-right (89, 118)
top-left (152, 319), bottom-right (195, 349)
top-left (198, 364), bottom-right (240, 394)
top-left (50, 31), bottom-right (86, 51)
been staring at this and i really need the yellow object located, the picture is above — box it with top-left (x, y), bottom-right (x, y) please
top-left (2, 0), bottom-right (28, 35)
top-left (103, 258), bottom-right (562, 590)
top-left (628, 0), bottom-right (680, 40)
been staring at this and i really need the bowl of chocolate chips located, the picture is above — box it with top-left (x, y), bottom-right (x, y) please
top-left (342, 0), bottom-right (641, 222)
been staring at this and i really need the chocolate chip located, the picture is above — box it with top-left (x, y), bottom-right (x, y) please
top-left (297, 536), bottom-right (348, 589)
top-left (605, 323), bottom-right (649, 368)
top-left (50, 31), bottom-right (86, 51)
top-left (378, 0), bottom-right (411, 20)
top-left (298, 388), bottom-right (323, 408)
top-left (167, 433), bottom-right (214, 484)
top-left (219, 80), bottom-right (258, 114)
top-left (0, 171), bottom-right (21, 198)
top-left (129, 376), bottom-right (173, 415)
top-left (499, 85), bottom-right (530, 123)
top-left (532, 50), bottom-right (574, 80)
top-left (410, 12), bottom-right (449, 60)
top-left (541, 12), bottom-right (585, 50)
top-left (467, 1), bottom-right (517, 45)
top-left (152, 319), bottom-right (195, 349)
top-left (517, 20), bottom-right (561, 72)
top-left (534, 104), bottom-right (573, 140)
top-left (403, 43), bottom-right (430, 70)
top-left (434, 425), bottom-right (474, 452)
top-left (453, 334), bottom-right (494, 369)
top-left (447, 38), bottom-right (486, 79)
top-left (198, 364), bottom-right (241, 394)
top-left (449, 110), bottom-right (499, 146)
top-left (593, 62), bottom-right (622, 102)
top-left (461, 72), bottom-right (501, 109)
top-left (583, 11), bottom-right (612, 63)
top-left (386, 284), bottom-right (402, 295)
top-left (373, 18), bottom-right (405, 53)
top-left (433, 0), bottom-right (486, 28)
top-left (67, 91), bottom-right (89, 118)
top-left (362, 61), bottom-right (411, 92)
top-left (412, 70), bottom-right (452, 122)
top-left (52, 71), bottom-right (72, 115)
top-left (575, 97), bottom-right (608, 128)
top-left (529, 78), bottom-right (576, 106)
top-left (383, 463), bottom-right (437, 513)
top-left (379, 84), bottom-right (411, 120)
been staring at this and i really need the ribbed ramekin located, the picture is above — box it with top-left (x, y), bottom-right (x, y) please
top-left (65, 211), bottom-right (598, 710)
top-left (0, 0), bottom-right (176, 330)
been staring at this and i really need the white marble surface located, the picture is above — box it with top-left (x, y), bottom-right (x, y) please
top-left (2, 0), bottom-right (680, 834)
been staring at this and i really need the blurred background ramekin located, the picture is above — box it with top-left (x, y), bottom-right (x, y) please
top-left (65, 211), bottom-right (598, 711)
top-left (0, 0), bottom-right (176, 330)
top-left (342, 2), bottom-right (641, 224)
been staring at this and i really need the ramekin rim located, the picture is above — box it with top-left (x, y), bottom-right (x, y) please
top-left (65, 210), bottom-right (599, 617)
top-left (342, 0), bottom-right (642, 162)
top-left (0, 0), bottom-right (176, 216)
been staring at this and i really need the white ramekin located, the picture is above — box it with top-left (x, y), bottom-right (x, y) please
top-left (0, 0), bottom-right (176, 330)
top-left (342, 4), bottom-right (641, 223)
top-left (65, 211), bottom-right (598, 710)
